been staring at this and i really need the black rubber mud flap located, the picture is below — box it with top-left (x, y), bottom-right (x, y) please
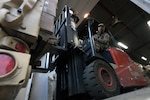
top-left (83, 59), bottom-right (120, 100)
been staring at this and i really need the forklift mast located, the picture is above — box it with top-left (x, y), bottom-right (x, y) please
top-left (54, 5), bottom-right (79, 49)
top-left (52, 5), bottom-right (89, 100)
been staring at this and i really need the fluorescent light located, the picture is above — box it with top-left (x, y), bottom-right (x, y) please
top-left (69, 10), bottom-right (74, 15)
top-left (84, 13), bottom-right (90, 18)
top-left (45, 1), bottom-right (49, 5)
top-left (117, 42), bottom-right (128, 49)
top-left (141, 56), bottom-right (147, 61)
top-left (147, 20), bottom-right (150, 27)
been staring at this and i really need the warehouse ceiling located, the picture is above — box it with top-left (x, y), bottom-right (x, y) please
top-left (57, 0), bottom-right (150, 65)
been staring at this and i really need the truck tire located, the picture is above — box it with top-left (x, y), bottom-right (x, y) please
top-left (83, 59), bottom-right (120, 100)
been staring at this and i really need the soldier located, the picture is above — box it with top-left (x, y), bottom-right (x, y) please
top-left (93, 23), bottom-right (111, 52)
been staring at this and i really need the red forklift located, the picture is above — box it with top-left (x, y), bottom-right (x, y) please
top-left (50, 5), bottom-right (148, 100)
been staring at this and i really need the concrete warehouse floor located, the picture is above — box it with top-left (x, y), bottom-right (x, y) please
top-left (104, 86), bottom-right (150, 100)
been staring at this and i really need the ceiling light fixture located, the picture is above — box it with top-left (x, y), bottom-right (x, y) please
top-left (84, 13), bottom-right (90, 18)
top-left (111, 16), bottom-right (123, 27)
top-left (147, 20), bottom-right (150, 27)
top-left (117, 42), bottom-right (128, 49)
top-left (69, 10), bottom-right (74, 15)
top-left (141, 56), bottom-right (147, 61)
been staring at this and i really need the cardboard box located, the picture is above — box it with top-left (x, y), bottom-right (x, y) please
top-left (43, 0), bottom-right (58, 16)
top-left (40, 12), bottom-right (55, 33)
top-left (40, 0), bottom-right (58, 32)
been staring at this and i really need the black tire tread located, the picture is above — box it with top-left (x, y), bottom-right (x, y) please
top-left (83, 60), bottom-right (120, 100)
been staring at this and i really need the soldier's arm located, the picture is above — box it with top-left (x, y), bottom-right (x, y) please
top-left (100, 33), bottom-right (110, 43)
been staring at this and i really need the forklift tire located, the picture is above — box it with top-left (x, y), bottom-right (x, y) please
top-left (83, 59), bottom-right (120, 100)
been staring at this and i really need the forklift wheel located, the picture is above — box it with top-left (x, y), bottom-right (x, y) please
top-left (83, 59), bottom-right (120, 100)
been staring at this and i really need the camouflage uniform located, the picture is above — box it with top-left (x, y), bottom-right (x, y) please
top-left (93, 31), bottom-right (110, 52)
